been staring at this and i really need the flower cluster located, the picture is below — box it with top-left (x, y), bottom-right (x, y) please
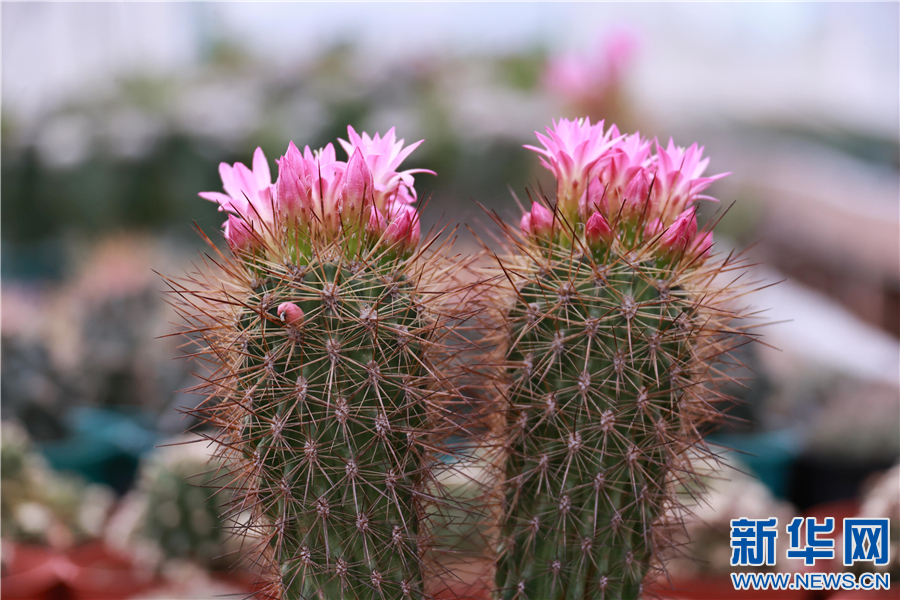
top-left (523, 117), bottom-right (620, 215)
top-left (521, 117), bottom-right (728, 261)
top-left (200, 126), bottom-right (431, 256)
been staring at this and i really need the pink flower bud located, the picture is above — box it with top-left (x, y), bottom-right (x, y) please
top-left (223, 215), bottom-right (256, 253)
top-left (384, 203), bottom-right (420, 253)
top-left (342, 147), bottom-right (375, 223)
top-left (621, 168), bottom-right (652, 220)
top-left (658, 208), bottom-right (698, 256)
top-left (275, 141), bottom-right (309, 220)
top-left (644, 218), bottom-right (664, 239)
top-left (520, 212), bottom-right (533, 237)
top-left (277, 302), bottom-right (304, 327)
top-left (529, 202), bottom-right (554, 238)
top-left (584, 212), bottom-right (614, 249)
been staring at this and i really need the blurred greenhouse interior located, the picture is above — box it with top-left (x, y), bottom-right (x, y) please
top-left (2, 3), bottom-right (898, 599)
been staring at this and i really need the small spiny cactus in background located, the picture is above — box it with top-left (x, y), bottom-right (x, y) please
top-left (489, 118), bottom-right (755, 599)
top-left (141, 445), bottom-right (225, 566)
top-left (105, 436), bottom-right (234, 571)
top-left (165, 127), bottom-right (468, 600)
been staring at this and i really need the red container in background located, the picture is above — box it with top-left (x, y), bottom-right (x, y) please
top-left (1, 543), bottom-right (156, 600)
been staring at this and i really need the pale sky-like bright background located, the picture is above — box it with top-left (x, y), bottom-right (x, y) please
top-left (4, 2), bottom-right (898, 136)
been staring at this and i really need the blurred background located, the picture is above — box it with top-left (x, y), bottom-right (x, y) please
top-left (2, 3), bottom-right (898, 599)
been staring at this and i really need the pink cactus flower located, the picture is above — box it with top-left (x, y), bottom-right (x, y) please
top-left (200, 147), bottom-right (275, 225)
top-left (605, 133), bottom-right (653, 195)
top-left (580, 177), bottom-right (608, 221)
top-left (338, 126), bottom-right (435, 210)
top-left (525, 118), bottom-right (621, 213)
top-left (619, 167), bottom-right (653, 221)
top-left (367, 205), bottom-right (387, 236)
top-left (650, 139), bottom-right (729, 220)
top-left (644, 217), bottom-right (664, 240)
top-left (530, 202), bottom-right (554, 235)
top-left (622, 167), bottom-right (651, 203)
top-left (383, 202), bottom-right (421, 253)
top-left (658, 208), bottom-right (698, 255)
top-left (272, 132), bottom-right (429, 239)
top-left (300, 143), bottom-right (346, 232)
top-left (223, 214), bottom-right (257, 253)
top-left (580, 133), bottom-right (652, 220)
top-left (209, 129), bottom-right (429, 249)
top-left (520, 212), bottom-right (534, 237)
top-left (522, 202), bottom-right (554, 239)
top-left (274, 141), bottom-right (347, 231)
top-left (275, 141), bottom-right (312, 221)
top-left (584, 212), bottom-right (614, 249)
top-left (277, 302), bottom-right (305, 326)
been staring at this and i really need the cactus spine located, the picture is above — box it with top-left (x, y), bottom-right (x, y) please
top-left (168, 129), bottom-right (457, 600)
top-left (492, 118), bottom-right (751, 599)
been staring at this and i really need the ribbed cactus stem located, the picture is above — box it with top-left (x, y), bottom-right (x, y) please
top-left (238, 254), bottom-right (430, 599)
top-left (497, 250), bottom-right (692, 599)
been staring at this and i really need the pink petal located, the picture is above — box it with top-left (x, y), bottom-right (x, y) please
top-left (252, 147), bottom-right (271, 187)
top-left (198, 191), bottom-right (238, 212)
top-left (218, 163), bottom-right (241, 202)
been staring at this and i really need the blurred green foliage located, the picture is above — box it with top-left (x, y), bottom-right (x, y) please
top-left (1, 44), bottom-right (546, 282)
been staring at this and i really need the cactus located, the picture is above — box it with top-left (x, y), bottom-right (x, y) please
top-left (166, 127), bottom-right (465, 600)
top-left (106, 435), bottom-right (233, 571)
top-left (163, 116), bottom-right (758, 600)
top-left (490, 118), bottom-right (753, 599)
